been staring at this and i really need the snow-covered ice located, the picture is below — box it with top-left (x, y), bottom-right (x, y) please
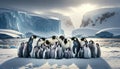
top-left (0, 46), bottom-right (120, 69)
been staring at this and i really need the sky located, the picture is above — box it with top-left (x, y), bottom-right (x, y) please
top-left (0, 0), bottom-right (120, 28)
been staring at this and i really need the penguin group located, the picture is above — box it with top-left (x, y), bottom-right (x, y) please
top-left (18, 35), bottom-right (101, 59)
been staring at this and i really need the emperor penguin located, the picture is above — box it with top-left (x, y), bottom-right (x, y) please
top-left (89, 40), bottom-right (96, 58)
top-left (83, 40), bottom-right (91, 59)
top-left (96, 43), bottom-right (101, 58)
top-left (27, 35), bottom-right (37, 57)
top-left (30, 46), bottom-right (39, 58)
top-left (44, 46), bottom-right (50, 59)
top-left (78, 37), bottom-right (87, 58)
top-left (43, 40), bottom-right (51, 59)
top-left (23, 42), bottom-right (29, 58)
top-left (71, 37), bottom-right (81, 58)
top-left (18, 42), bottom-right (24, 57)
top-left (37, 46), bottom-right (44, 58)
top-left (78, 47), bottom-right (84, 58)
top-left (55, 42), bottom-right (63, 59)
top-left (50, 44), bottom-right (56, 59)
top-left (64, 48), bottom-right (69, 58)
top-left (67, 48), bottom-right (73, 58)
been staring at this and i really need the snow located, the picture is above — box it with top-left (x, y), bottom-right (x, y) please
top-left (0, 38), bottom-right (120, 69)
top-left (0, 29), bottom-right (23, 35)
top-left (0, 46), bottom-right (120, 69)
top-left (96, 28), bottom-right (120, 36)
top-left (72, 28), bottom-right (98, 37)
top-left (81, 7), bottom-right (120, 29)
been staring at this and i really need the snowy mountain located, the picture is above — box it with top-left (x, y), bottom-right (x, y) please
top-left (0, 8), bottom-right (62, 38)
top-left (96, 28), bottom-right (120, 38)
top-left (73, 7), bottom-right (120, 38)
top-left (72, 28), bottom-right (98, 37)
top-left (0, 29), bottom-right (23, 39)
top-left (80, 7), bottom-right (120, 29)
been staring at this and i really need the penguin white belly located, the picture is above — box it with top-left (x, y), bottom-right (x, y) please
top-left (23, 45), bottom-right (28, 58)
top-left (37, 49), bottom-right (40, 58)
top-left (56, 47), bottom-right (63, 59)
top-left (64, 50), bottom-right (69, 58)
top-left (68, 51), bottom-right (73, 58)
top-left (94, 45), bottom-right (98, 57)
top-left (50, 49), bottom-right (55, 58)
top-left (87, 47), bottom-right (91, 58)
top-left (43, 50), bottom-right (46, 59)
top-left (97, 46), bottom-right (101, 57)
top-left (30, 48), bottom-right (35, 58)
top-left (78, 48), bottom-right (84, 58)
top-left (38, 48), bottom-right (44, 58)
top-left (84, 47), bottom-right (91, 58)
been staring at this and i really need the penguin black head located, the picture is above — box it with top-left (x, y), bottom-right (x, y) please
top-left (81, 37), bottom-right (86, 41)
top-left (64, 39), bottom-right (68, 44)
top-left (85, 40), bottom-right (88, 44)
top-left (96, 43), bottom-right (99, 46)
top-left (41, 38), bottom-right (46, 41)
top-left (71, 37), bottom-right (75, 41)
top-left (52, 36), bottom-right (56, 40)
top-left (59, 35), bottom-right (65, 41)
top-left (46, 40), bottom-right (50, 45)
top-left (55, 42), bottom-right (58, 45)
top-left (89, 40), bottom-right (94, 44)
top-left (32, 35), bottom-right (37, 39)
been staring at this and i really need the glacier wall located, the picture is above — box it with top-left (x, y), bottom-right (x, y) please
top-left (0, 8), bottom-right (62, 37)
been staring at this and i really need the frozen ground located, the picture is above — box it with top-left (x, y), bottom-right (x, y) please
top-left (0, 47), bottom-right (120, 69)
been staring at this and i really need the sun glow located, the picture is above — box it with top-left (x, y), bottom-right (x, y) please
top-left (68, 3), bottom-right (98, 28)
top-left (70, 3), bottom-right (98, 15)
top-left (51, 3), bottom-right (98, 28)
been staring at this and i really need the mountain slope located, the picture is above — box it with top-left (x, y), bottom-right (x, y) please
top-left (80, 7), bottom-right (120, 29)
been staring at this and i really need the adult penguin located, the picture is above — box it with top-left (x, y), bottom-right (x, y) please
top-left (37, 46), bottom-right (44, 58)
top-left (96, 43), bottom-right (101, 58)
top-left (30, 46), bottom-right (39, 58)
top-left (44, 46), bottom-right (50, 59)
top-left (67, 48), bottom-right (73, 58)
top-left (83, 40), bottom-right (91, 59)
top-left (55, 42), bottom-right (63, 59)
top-left (78, 37), bottom-right (86, 58)
top-left (50, 44), bottom-right (56, 59)
top-left (18, 42), bottom-right (24, 57)
top-left (78, 47), bottom-right (84, 58)
top-left (71, 37), bottom-right (81, 58)
top-left (23, 42), bottom-right (29, 58)
top-left (89, 40), bottom-right (96, 58)
top-left (43, 40), bottom-right (50, 59)
top-left (64, 48), bottom-right (69, 58)
top-left (27, 35), bottom-right (37, 57)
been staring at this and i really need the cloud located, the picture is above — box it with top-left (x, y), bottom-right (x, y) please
top-left (0, 0), bottom-right (120, 28)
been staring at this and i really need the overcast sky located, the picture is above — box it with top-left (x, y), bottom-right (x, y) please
top-left (0, 0), bottom-right (120, 28)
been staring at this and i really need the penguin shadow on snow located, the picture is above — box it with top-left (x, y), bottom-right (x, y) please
top-left (0, 57), bottom-right (111, 69)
